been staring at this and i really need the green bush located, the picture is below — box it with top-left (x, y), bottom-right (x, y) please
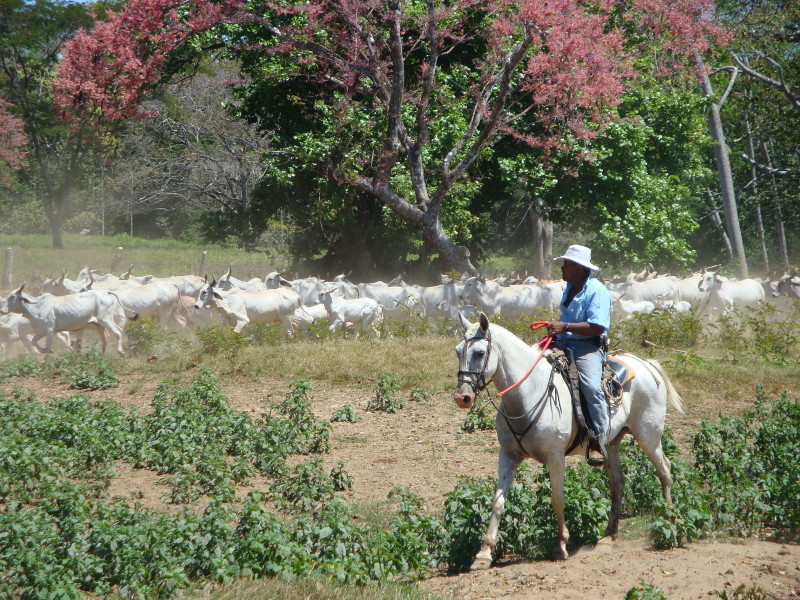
top-left (50, 345), bottom-right (119, 390)
top-left (124, 317), bottom-right (167, 356)
top-left (331, 403), bottom-right (360, 422)
top-left (615, 307), bottom-right (703, 349)
top-left (367, 374), bottom-right (404, 413)
top-left (461, 403), bottom-right (495, 432)
top-left (625, 582), bottom-right (668, 600)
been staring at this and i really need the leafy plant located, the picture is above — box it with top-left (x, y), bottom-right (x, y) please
top-left (715, 584), bottom-right (768, 599)
top-left (461, 403), bottom-right (495, 432)
top-left (0, 357), bottom-right (40, 378)
top-left (51, 345), bottom-right (119, 390)
top-left (367, 374), bottom-right (404, 413)
top-left (193, 326), bottom-right (249, 359)
top-left (124, 317), bottom-right (167, 356)
top-left (625, 582), bottom-right (668, 600)
top-left (331, 403), bottom-right (360, 423)
top-left (330, 461), bottom-right (354, 491)
top-left (409, 387), bottom-right (431, 403)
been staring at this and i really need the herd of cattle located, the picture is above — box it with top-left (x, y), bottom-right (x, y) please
top-left (1, 263), bottom-right (798, 358)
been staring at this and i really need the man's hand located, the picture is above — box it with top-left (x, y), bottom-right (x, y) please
top-left (546, 321), bottom-right (569, 336)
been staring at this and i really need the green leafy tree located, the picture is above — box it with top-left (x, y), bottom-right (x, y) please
top-left (53, 0), bottom-right (725, 275)
top-left (0, 0), bottom-right (95, 247)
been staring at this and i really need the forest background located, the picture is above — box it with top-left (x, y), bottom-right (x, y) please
top-left (0, 0), bottom-right (798, 284)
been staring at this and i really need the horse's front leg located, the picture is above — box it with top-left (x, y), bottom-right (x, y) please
top-left (471, 449), bottom-right (522, 570)
top-left (601, 443), bottom-right (624, 543)
top-left (545, 455), bottom-right (570, 560)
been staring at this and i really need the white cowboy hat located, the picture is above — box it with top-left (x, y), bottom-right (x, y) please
top-left (553, 244), bottom-right (599, 271)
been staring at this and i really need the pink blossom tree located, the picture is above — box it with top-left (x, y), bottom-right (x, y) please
top-left (54, 0), bottom-right (724, 274)
top-left (0, 98), bottom-right (27, 186)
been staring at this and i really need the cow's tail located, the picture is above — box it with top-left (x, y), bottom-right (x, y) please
top-left (105, 291), bottom-right (140, 321)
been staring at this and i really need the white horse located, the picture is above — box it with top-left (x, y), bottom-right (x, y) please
top-left (453, 313), bottom-right (683, 569)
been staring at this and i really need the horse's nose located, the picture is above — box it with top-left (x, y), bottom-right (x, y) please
top-left (453, 384), bottom-right (475, 409)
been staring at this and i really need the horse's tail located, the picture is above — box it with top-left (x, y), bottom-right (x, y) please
top-left (648, 359), bottom-right (684, 414)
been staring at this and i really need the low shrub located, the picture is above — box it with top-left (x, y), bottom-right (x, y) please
top-left (366, 374), bottom-right (404, 413)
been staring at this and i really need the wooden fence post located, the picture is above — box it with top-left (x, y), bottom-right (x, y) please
top-left (110, 247), bottom-right (123, 275)
top-left (198, 250), bottom-right (208, 277)
top-left (2, 248), bottom-right (12, 290)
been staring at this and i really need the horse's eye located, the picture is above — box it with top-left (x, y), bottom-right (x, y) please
top-left (473, 350), bottom-right (485, 359)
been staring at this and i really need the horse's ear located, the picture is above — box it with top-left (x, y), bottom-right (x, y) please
top-left (458, 312), bottom-right (472, 332)
top-left (479, 312), bottom-right (490, 333)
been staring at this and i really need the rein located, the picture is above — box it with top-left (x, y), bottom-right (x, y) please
top-left (494, 321), bottom-right (553, 398)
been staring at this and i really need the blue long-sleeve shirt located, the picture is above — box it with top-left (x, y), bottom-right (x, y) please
top-left (558, 275), bottom-right (611, 340)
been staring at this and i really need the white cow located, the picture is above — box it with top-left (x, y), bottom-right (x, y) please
top-left (118, 265), bottom-right (155, 285)
top-left (194, 280), bottom-right (300, 336)
top-left (175, 295), bottom-right (224, 329)
top-left (0, 313), bottom-right (71, 358)
top-left (698, 271), bottom-right (765, 316)
top-left (319, 289), bottom-right (382, 338)
top-left (611, 292), bottom-right (656, 320)
top-left (459, 277), bottom-right (560, 317)
top-left (379, 296), bottom-right (420, 323)
top-left (290, 276), bottom-right (329, 306)
top-left (289, 303), bottom-right (330, 337)
top-left (160, 274), bottom-right (208, 297)
top-left (654, 295), bottom-right (692, 313)
top-left (775, 273), bottom-right (800, 300)
top-left (416, 280), bottom-right (464, 320)
top-left (357, 282), bottom-right (420, 312)
top-left (2, 285), bottom-right (138, 355)
top-left (216, 265), bottom-right (266, 292)
top-left (621, 275), bottom-right (680, 303)
top-left (263, 271), bottom-right (294, 290)
top-left (88, 280), bottom-right (183, 329)
top-left (330, 274), bottom-right (360, 299)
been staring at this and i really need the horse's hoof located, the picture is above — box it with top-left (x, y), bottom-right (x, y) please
top-left (552, 546), bottom-right (569, 561)
top-left (470, 557), bottom-right (492, 571)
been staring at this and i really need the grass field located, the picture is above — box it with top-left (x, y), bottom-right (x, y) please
top-left (0, 234), bottom-right (288, 287)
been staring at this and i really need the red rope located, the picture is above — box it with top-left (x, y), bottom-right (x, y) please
top-left (495, 321), bottom-right (553, 398)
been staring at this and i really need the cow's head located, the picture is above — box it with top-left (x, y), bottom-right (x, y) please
top-left (194, 278), bottom-right (222, 309)
top-left (4, 284), bottom-right (33, 313)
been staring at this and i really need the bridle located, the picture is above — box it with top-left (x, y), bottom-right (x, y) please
top-left (456, 327), bottom-right (493, 394)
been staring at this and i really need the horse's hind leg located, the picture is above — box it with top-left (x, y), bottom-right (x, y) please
top-left (639, 438), bottom-right (674, 505)
top-left (601, 443), bottom-right (625, 541)
top-left (471, 449), bottom-right (522, 570)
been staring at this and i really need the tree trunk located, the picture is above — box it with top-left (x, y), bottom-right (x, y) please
top-left (704, 188), bottom-right (734, 260)
top-left (529, 200), bottom-right (553, 279)
top-left (695, 54), bottom-right (749, 278)
top-left (48, 189), bottom-right (68, 249)
top-left (420, 205), bottom-right (478, 276)
top-left (762, 141), bottom-right (790, 271)
top-left (744, 116), bottom-right (769, 275)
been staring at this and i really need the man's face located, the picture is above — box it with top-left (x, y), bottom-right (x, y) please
top-left (560, 259), bottom-right (583, 283)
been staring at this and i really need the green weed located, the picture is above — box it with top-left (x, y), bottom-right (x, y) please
top-left (367, 374), bottom-right (405, 413)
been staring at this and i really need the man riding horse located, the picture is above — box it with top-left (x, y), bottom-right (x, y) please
top-left (546, 244), bottom-right (612, 466)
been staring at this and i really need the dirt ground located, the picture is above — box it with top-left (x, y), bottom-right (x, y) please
top-left (3, 367), bottom-right (800, 600)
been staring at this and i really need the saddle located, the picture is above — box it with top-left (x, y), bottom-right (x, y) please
top-left (547, 348), bottom-right (633, 455)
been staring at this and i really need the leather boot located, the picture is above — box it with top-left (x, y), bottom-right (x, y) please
top-left (588, 435), bottom-right (606, 467)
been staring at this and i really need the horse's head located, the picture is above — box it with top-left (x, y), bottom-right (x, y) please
top-left (454, 312), bottom-right (496, 409)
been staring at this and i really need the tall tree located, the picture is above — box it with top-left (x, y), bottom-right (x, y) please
top-left (54, 0), bottom-right (724, 274)
top-left (0, 0), bottom-right (94, 248)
